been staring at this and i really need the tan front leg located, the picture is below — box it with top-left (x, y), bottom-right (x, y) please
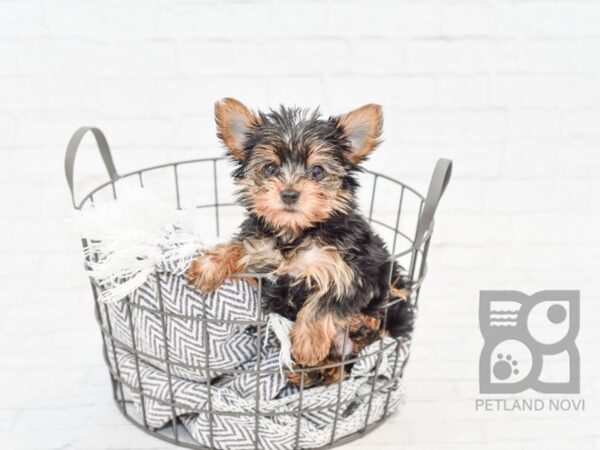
top-left (187, 242), bottom-right (245, 294)
top-left (290, 308), bottom-right (337, 367)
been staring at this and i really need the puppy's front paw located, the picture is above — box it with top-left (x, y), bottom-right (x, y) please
top-left (291, 332), bottom-right (331, 367)
top-left (349, 314), bottom-right (382, 353)
top-left (187, 254), bottom-right (226, 294)
top-left (287, 361), bottom-right (344, 386)
top-left (187, 243), bottom-right (244, 294)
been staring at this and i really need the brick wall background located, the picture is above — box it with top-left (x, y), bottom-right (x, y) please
top-left (1, 0), bottom-right (599, 449)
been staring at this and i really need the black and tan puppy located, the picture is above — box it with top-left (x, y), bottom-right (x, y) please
top-left (188, 98), bottom-right (413, 385)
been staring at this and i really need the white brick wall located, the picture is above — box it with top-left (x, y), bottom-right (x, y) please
top-left (1, 1), bottom-right (599, 449)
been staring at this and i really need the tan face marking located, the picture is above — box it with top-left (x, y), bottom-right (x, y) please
top-left (241, 174), bottom-right (349, 237)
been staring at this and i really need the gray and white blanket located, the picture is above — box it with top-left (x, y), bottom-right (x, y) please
top-left (75, 189), bottom-right (410, 450)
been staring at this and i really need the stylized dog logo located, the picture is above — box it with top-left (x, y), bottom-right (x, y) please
top-left (479, 290), bottom-right (580, 394)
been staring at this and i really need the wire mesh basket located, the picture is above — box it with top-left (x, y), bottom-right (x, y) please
top-left (65, 127), bottom-right (451, 450)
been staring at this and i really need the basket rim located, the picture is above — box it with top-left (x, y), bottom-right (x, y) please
top-left (76, 156), bottom-right (430, 265)
top-left (75, 156), bottom-right (425, 209)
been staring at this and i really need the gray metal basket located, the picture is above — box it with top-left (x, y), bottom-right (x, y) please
top-left (65, 127), bottom-right (451, 450)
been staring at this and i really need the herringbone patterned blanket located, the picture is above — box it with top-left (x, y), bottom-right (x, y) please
top-left (75, 189), bottom-right (410, 449)
top-left (100, 259), bottom-right (409, 450)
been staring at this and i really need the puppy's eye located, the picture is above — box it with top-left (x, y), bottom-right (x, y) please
top-left (309, 165), bottom-right (325, 180)
top-left (263, 163), bottom-right (279, 177)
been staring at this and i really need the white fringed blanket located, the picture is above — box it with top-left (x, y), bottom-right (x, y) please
top-left (72, 189), bottom-right (410, 450)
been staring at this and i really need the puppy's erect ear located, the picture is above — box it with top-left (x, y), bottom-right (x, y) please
top-left (334, 104), bottom-right (383, 164)
top-left (215, 98), bottom-right (259, 160)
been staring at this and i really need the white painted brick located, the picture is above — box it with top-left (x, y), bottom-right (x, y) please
top-left (570, 216), bottom-right (600, 244)
top-left (558, 138), bottom-right (600, 178)
top-left (484, 180), bottom-right (591, 212)
top-left (94, 116), bottom-right (174, 147)
top-left (408, 360), bottom-right (477, 382)
top-left (174, 113), bottom-right (218, 149)
top-left (358, 420), bottom-right (412, 444)
top-left (253, 2), bottom-right (333, 39)
top-left (407, 39), bottom-right (518, 73)
top-left (10, 147), bottom-right (64, 186)
top-left (156, 77), bottom-right (269, 114)
top-left (0, 115), bottom-right (18, 146)
top-left (409, 421), bottom-right (485, 444)
top-left (16, 111), bottom-right (90, 146)
top-left (18, 38), bottom-right (98, 75)
top-left (0, 0), bottom-right (44, 38)
top-left (519, 39), bottom-right (573, 72)
top-left (408, 380), bottom-right (459, 402)
top-left (0, 2), bottom-right (21, 38)
top-left (42, 76), bottom-right (99, 110)
top-left (491, 74), bottom-right (597, 107)
top-left (593, 181), bottom-right (600, 210)
top-left (326, 76), bottom-right (435, 111)
top-left (497, 2), bottom-right (568, 37)
top-left (0, 76), bottom-right (44, 110)
top-left (0, 185), bottom-right (43, 219)
top-left (0, 40), bottom-right (18, 74)
top-left (398, 110), bottom-right (505, 144)
top-left (484, 418), bottom-right (597, 442)
top-left (564, 109), bottom-right (600, 138)
top-left (179, 40), bottom-right (236, 75)
top-left (573, 38), bottom-right (600, 72)
top-left (436, 75), bottom-right (489, 108)
top-left (438, 179), bottom-right (484, 212)
top-left (433, 246), bottom-right (499, 270)
top-left (99, 78), bottom-right (158, 114)
top-left (504, 244), bottom-right (599, 271)
top-left (44, 2), bottom-right (159, 39)
top-left (438, 213), bottom-right (512, 245)
top-left (441, 1), bottom-right (497, 37)
top-left (513, 213), bottom-right (570, 245)
top-left (330, 1), bottom-right (441, 37)
top-left (0, 150), bottom-right (11, 183)
top-left (504, 139), bottom-right (558, 179)
top-left (507, 109), bottom-right (563, 140)
top-left (43, 0), bottom-right (103, 37)
top-left (268, 76), bottom-right (325, 107)
top-left (97, 40), bottom-right (177, 76)
top-left (349, 39), bottom-right (405, 74)
top-left (236, 39), bottom-right (348, 75)
top-left (568, 2), bottom-right (600, 36)
top-left (96, 2), bottom-right (161, 39)
top-left (158, 3), bottom-right (279, 40)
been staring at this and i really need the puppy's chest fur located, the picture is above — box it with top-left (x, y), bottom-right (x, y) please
top-left (242, 235), bottom-right (353, 290)
top-left (236, 213), bottom-right (388, 321)
top-left (242, 235), bottom-right (354, 320)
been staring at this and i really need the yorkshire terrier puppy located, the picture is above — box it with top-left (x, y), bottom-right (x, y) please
top-left (188, 98), bottom-right (414, 385)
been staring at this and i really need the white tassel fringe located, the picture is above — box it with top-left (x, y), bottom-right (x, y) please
top-left (68, 187), bottom-right (205, 304)
top-left (265, 313), bottom-right (295, 371)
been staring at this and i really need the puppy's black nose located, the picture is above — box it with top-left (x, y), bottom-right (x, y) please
top-left (280, 189), bottom-right (299, 205)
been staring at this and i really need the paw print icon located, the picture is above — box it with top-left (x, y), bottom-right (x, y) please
top-left (479, 290), bottom-right (580, 394)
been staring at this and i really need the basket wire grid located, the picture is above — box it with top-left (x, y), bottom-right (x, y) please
top-left (65, 127), bottom-right (451, 450)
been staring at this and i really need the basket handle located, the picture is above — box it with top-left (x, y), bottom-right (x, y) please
top-left (65, 127), bottom-right (120, 208)
top-left (413, 158), bottom-right (452, 250)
